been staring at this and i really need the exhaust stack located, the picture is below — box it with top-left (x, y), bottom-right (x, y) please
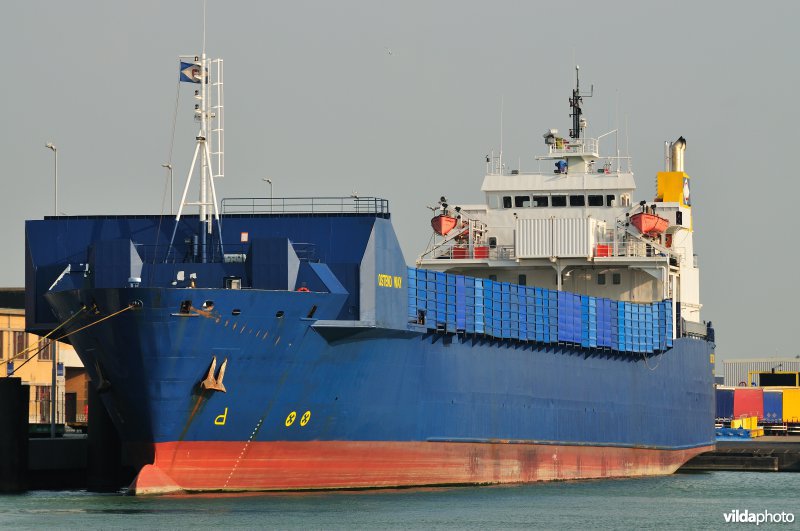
top-left (670, 137), bottom-right (686, 172)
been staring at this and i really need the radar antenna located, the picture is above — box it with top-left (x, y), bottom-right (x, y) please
top-left (569, 65), bottom-right (593, 140)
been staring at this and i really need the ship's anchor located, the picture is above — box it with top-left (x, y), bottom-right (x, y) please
top-left (201, 355), bottom-right (228, 393)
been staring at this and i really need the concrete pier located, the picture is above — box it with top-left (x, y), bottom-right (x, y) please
top-left (679, 437), bottom-right (800, 472)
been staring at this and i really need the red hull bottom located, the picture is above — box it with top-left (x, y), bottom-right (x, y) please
top-left (129, 441), bottom-right (714, 495)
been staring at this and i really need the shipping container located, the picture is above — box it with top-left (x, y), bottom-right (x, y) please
top-left (762, 390), bottom-right (783, 424)
top-left (783, 388), bottom-right (800, 423)
top-left (733, 388), bottom-right (764, 420)
top-left (715, 387), bottom-right (734, 420)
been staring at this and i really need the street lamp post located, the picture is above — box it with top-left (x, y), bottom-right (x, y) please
top-left (263, 178), bottom-right (273, 212)
top-left (162, 163), bottom-right (174, 215)
top-left (45, 143), bottom-right (57, 216)
top-left (45, 142), bottom-right (58, 438)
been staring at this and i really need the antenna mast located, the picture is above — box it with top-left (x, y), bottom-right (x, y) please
top-left (569, 65), bottom-right (593, 140)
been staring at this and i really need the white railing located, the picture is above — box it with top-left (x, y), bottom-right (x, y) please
top-left (593, 240), bottom-right (672, 259)
top-left (547, 137), bottom-right (598, 157)
top-left (424, 241), bottom-right (676, 261)
top-left (421, 244), bottom-right (516, 261)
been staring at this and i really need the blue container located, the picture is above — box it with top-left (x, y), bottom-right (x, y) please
top-left (715, 388), bottom-right (734, 420)
top-left (763, 391), bottom-right (783, 424)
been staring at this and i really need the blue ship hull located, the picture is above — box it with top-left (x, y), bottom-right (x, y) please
top-left (25, 207), bottom-right (716, 493)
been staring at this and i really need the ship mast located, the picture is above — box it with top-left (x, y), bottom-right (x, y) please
top-left (569, 65), bottom-right (593, 140)
top-left (166, 48), bottom-right (225, 263)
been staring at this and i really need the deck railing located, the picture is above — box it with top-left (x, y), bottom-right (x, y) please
top-left (547, 137), bottom-right (599, 157)
top-left (221, 197), bottom-right (389, 216)
top-left (135, 241), bottom-right (317, 264)
top-left (423, 241), bottom-right (677, 261)
top-left (421, 244), bottom-right (516, 261)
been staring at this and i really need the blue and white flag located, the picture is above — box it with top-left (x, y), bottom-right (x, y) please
top-left (179, 61), bottom-right (207, 83)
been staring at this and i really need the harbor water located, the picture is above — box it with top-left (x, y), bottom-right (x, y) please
top-left (1, 472), bottom-right (798, 529)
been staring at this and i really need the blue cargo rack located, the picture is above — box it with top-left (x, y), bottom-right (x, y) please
top-left (408, 267), bottom-right (675, 355)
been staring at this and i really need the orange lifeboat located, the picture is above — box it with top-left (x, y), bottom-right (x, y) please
top-left (431, 214), bottom-right (458, 236)
top-left (630, 212), bottom-right (668, 236)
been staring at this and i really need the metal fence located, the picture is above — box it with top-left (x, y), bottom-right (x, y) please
top-left (29, 398), bottom-right (88, 426)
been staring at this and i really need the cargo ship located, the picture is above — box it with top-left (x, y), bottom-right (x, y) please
top-left (24, 52), bottom-right (715, 494)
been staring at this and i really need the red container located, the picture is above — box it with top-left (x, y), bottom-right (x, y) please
top-left (451, 246), bottom-right (468, 259)
top-left (595, 244), bottom-right (611, 257)
top-left (733, 388), bottom-right (764, 419)
top-left (473, 246), bottom-right (489, 259)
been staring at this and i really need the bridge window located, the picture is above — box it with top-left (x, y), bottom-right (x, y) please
top-left (606, 194), bottom-right (616, 206)
top-left (551, 195), bottom-right (567, 207)
top-left (502, 196), bottom-right (512, 208)
top-left (514, 195), bottom-right (530, 207)
top-left (588, 195), bottom-right (604, 207)
top-left (612, 273), bottom-right (621, 285)
top-left (569, 195), bottom-right (585, 206)
top-left (597, 273), bottom-right (606, 285)
top-left (518, 274), bottom-right (527, 286)
top-left (532, 195), bottom-right (548, 207)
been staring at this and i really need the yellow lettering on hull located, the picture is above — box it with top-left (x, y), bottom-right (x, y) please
top-left (377, 274), bottom-right (403, 288)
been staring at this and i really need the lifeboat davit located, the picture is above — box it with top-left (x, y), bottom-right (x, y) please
top-left (431, 214), bottom-right (458, 236)
top-left (630, 212), bottom-right (669, 236)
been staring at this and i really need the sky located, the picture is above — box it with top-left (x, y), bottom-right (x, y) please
top-left (1, 1), bottom-right (799, 364)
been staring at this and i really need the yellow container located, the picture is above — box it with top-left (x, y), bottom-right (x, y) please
top-left (784, 388), bottom-right (800, 423)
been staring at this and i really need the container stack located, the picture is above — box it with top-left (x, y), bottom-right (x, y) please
top-left (715, 386), bottom-right (800, 437)
top-left (407, 268), bottom-right (673, 355)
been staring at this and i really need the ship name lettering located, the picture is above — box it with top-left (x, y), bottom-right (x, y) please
top-left (377, 274), bottom-right (402, 289)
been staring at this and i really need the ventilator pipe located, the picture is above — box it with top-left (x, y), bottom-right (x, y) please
top-left (664, 141), bottom-right (671, 171)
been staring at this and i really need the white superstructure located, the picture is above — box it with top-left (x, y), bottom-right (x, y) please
top-left (418, 68), bottom-right (704, 335)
